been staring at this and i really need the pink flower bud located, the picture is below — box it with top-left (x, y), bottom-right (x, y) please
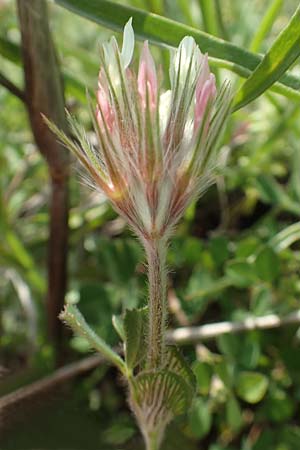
top-left (97, 70), bottom-right (115, 133)
top-left (194, 56), bottom-right (217, 131)
top-left (138, 41), bottom-right (158, 110)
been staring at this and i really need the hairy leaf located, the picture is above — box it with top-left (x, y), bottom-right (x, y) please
top-left (60, 303), bottom-right (127, 374)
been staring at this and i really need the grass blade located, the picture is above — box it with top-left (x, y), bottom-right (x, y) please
top-left (250, 0), bottom-right (283, 52)
top-left (234, 3), bottom-right (300, 111)
top-left (198, 0), bottom-right (219, 36)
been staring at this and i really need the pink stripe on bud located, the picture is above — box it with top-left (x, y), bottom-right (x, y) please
top-left (138, 41), bottom-right (158, 110)
top-left (194, 55), bottom-right (216, 132)
top-left (97, 70), bottom-right (115, 132)
top-left (194, 74), bottom-right (216, 131)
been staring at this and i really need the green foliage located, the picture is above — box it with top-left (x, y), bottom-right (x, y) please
top-left (254, 245), bottom-right (280, 282)
top-left (193, 361), bottom-right (212, 395)
top-left (225, 259), bottom-right (257, 287)
top-left (226, 394), bottom-right (243, 432)
top-left (188, 397), bottom-right (212, 439)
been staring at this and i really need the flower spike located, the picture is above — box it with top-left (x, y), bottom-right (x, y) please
top-left (49, 20), bottom-right (231, 241)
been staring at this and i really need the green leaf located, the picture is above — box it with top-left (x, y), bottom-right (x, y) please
top-left (239, 337), bottom-right (261, 370)
top-left (234, 4), bottom-right (300, 110)
top-left (112, 314), bottom-right (125, 341)
top-left (263, 388), bottom-right (295, 422)
top-left (278, 426), bottom-right (300, 447)
top-left (186, 272), bottom-right (230, 301)
top-left (6, 230), bottom-right (34, 269)
top-left (192, 361), bottom-right (212, 395)
top-left (225, 259), bottom-right (257, 288)
top-left (209, 236), bottom-right (230, 268)
top-left (214, 360), bottom-right (235, 389)
top-left (251, 286), bottom-right (273, 315)
top-left (254, 174), bottom-right (300, 215)
top-left (0, 36), bottom-right (21, 64)
top-left (217, 333), bottom-right (240, 361)
top-left (103, 421), bottom-right (135, 445)
top-left (60, 303), bottom-right (127, 375)
top-left (53, 0), bottom-right (300, 99)
top-left (94, 237), bottom-right (142, 288)
top-left (252, 430), bottom-right (274, 450)
top-left (3, 229), bottom-right (45, 293)
top-left (209, 447), bottom-right (232, 450)
top-left (236, 236), bottom-right (261, 259)
top-left (254, 245), bottom-right (280, 282)
top-left (226, 394), bottom-right (243, 431)
top-left (188, 397), bottom-right (212, 439)
top-left (236, 371), bottom-right (268, 404)
top-left (124, 307), bottom-right (147, 370)
top-left (77, 283), bottom-right (114, 343)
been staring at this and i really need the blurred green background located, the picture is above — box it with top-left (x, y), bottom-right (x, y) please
top-left (1, 0), bottom-right (300, 449)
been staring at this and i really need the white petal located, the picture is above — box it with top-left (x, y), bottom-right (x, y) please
top-left (156, 179), bottom-right (173, 231)
top-left (179, 36), bottom-right (195, 65)
top-left (121, 17), bottom-right (134, 68)
top-left (103, 38), bottom-right (119, 83)
top-left (159, 90), bottom-right (172, 134)
top-left (133, 187), bottom-right (152, 232)
top-left (169, 36), bottom-right (203, 93)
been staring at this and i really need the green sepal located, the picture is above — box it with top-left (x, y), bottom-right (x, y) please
top-left (124, 306), bottom-right (148, 371)
top-left (112, 313), bottom-right (125, 342)
top-left (131, 369), bottom-right (193, 419)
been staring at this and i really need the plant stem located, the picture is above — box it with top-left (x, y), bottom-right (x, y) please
top-left (145, 238), bottom-right (167, 369)
top-left (17, 0), bottom-right (70, 364)
top-left (146, 432), bottom-right (160, 450)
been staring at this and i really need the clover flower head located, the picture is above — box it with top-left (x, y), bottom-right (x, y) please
top-left (54, 19), bottom-right (231, 242)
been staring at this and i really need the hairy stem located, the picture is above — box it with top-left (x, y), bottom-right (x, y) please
top-left (145, 238), bottom-right (167, 369)
top-left (145, 432), bottom-right (160, 450)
